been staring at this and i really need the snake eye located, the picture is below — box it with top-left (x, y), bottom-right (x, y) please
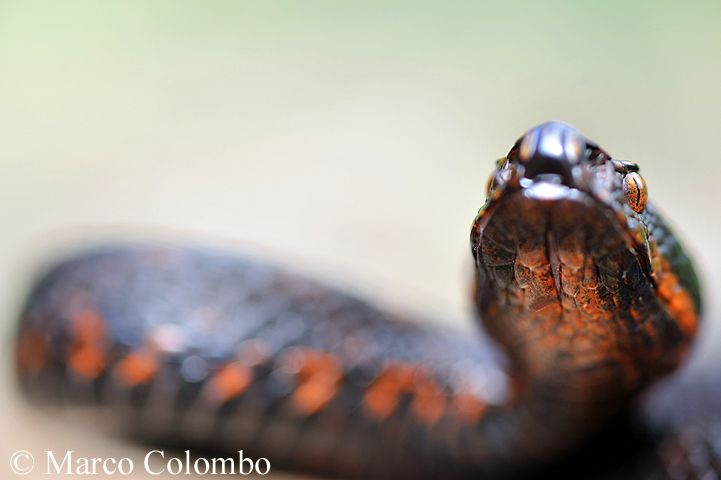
top-left (486, 172), bottom-right (498, 197)
top-left (623, 172), bottom-right (648, 213)
top-left (486, 158), bottom-right (507, 197)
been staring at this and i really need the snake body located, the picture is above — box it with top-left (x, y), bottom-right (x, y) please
top-left (15, 122), bottom-right (716, 478)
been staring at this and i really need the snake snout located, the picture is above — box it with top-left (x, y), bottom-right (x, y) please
top-left (515, 121), bottom-right (586, 186)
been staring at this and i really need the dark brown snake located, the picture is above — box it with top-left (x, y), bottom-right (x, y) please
top-left (15, 122), bottom-right (719, 479)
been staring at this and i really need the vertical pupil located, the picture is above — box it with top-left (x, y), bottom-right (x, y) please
top-left (623, 172), bottom-right (647, 213)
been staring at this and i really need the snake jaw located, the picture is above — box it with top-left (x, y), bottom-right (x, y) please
top-left (478, 122), bottom-right (657, 285)
top-left (478, 177), bottom-right (656, 296)
top-left (472, 182), bottom-right (694, 381)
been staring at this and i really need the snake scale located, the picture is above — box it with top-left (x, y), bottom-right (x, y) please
top-left (15, 122), bottom-right (720, 479)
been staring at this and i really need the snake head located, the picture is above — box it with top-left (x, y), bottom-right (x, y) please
top-left (478, 122), bottom-right (659, 277)
top-left (484, 121), bottom-right (645, 215)
top-left (471, 121), bottom-right (701, 374)
top-left (477, 122), bottom-right (649, 269)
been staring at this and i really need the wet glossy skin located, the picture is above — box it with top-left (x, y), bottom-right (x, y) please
top-left (15, 122), bottom-right (714, 479)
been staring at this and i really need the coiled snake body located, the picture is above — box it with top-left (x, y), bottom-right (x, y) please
top-left (15, 123), bottom-right (717, 478)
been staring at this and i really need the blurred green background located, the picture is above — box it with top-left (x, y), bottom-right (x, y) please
top-left (2, 2), bottom-right (720, 478)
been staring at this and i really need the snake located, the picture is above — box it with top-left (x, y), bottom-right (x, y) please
top-left (14, 122), bottom-right (718, 479)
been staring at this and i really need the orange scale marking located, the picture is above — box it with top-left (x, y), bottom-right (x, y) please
top-left (115, 349), bottom-right (160, 386)
top-left (282, 348), bottom-right (343, 415)
top-left (411, 378), bottom-right (446, 425)
top-left (363, 363), bottom-right (448, 425)
top-left (68, 344), bottom-right (105, 379)
top-left (656, 257), bottom-right (699, 338)
top-left (206, 362), bottom-right (253, 404)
